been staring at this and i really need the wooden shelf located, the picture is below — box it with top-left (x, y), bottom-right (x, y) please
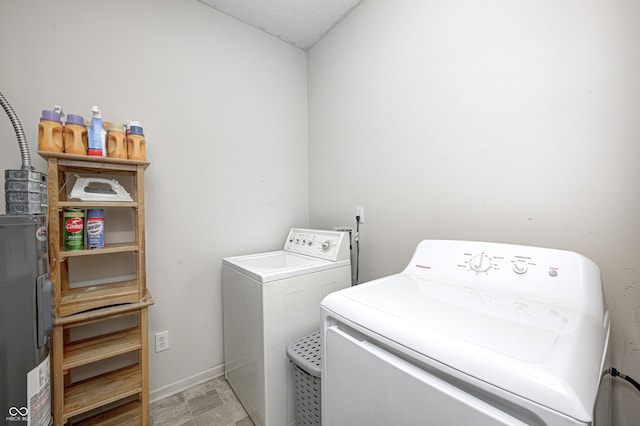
top-left (75, 401), bottom-right (142, 426)
top-left (59, 280), bottom-right (141, 318)
top-left (64, 365), bottom-right (142, 421)
top-left (58, 242), bottom-right (139, 260)
top-left (63, 328), bottom-right (142, 370)
top-left (45, 153), bottom-right (148, 317)
top-left (39, 151), bottom-right (150, 169)
top-left (57, 201), bottom-right (138, 209)
top-left (55, 290), bottom-right (154, 327)
top-left (43, 152), bottom-right (152, 424)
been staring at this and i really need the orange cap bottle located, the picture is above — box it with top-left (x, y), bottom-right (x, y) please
top-left (38, 110), bottom-right (63, 153)
top-left (107, 122), bottom-right (127, 159)
top-left (127, 125), bottom-right (146, 161)
top-left (63, 114), bottom-right (88, 155)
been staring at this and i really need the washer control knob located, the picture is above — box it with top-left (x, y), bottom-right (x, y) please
top-left (321, 240), bottom-right (333, 252)
top-left (469, 253), bottom-right (492, 273)
top-left (513, 260), bottom-right (528, 274)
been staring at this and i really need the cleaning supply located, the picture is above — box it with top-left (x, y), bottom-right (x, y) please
top-left (106, 122), bottom-right (127, 159)
top-left (86, 209), bottom-right (105, 249)
top-left (63, 114), bottom-right (87, 155)
top-left (37, 110), bottom-right (64, 153)
top-left (87, 105), bottom-right (105, 156)
top-left (127, 125), bottom-right (146, 161)
top-left (63, 209), bottom-right (84, 250)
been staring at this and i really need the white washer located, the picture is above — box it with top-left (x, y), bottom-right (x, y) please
top-left (321, 240), bottom-right (611, 426)
top-left (223, 228), bottom-right (351, 426)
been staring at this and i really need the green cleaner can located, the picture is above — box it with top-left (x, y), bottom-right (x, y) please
top-left (64, 209), bottom-right (84, 250)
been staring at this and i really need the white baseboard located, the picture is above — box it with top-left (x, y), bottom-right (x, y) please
top-left (149, 364), bottom-right (225, 403)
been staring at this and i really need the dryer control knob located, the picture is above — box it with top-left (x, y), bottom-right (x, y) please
top-left (513, 260), bottom-right (528, 274)
top-left (321, 240), bottom-right (333, 252)
top-left (469, 253), bottom-right (492, 273)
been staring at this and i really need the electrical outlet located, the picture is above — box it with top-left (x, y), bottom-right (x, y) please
top-left (355, 205), bottom-right (365, 223)
top-left (155, 331), bottom-right (170, 353)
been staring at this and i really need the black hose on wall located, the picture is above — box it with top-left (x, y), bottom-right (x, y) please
top-left (610, 368), bottom-right (640, 393)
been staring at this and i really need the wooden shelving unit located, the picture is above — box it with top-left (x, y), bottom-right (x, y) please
top-left (40, 152), bottom-right (153, 425)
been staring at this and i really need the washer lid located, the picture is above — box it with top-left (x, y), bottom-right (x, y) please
top-left (321, 274), bottom-right (609, 423)
top-left (223, 251), bottom-right (349, 283)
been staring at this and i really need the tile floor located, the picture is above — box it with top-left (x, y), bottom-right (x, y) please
top-left (150, 376), bottom-right (254, 426)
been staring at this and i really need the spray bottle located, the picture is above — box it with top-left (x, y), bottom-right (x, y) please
top-left (87, 105), bottom-right (105, 156)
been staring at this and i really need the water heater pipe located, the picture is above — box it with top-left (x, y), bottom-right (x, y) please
top-left (0, 91), bottom-right (33, 171)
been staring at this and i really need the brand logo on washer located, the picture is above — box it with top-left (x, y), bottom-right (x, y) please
top-left (65, 218), bottom-right (83, 233)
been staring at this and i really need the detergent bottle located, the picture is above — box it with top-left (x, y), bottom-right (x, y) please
top-left (37, 110), bottom-right (63, 153)
top-left (63, 114), bottom-right (88, 155)
top-left (127, 125), bottom-right (146, 161)
top-left (107, 122), bottom-right (127, 159)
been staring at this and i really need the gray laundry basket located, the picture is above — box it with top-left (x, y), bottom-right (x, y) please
top-left (287, 330), bottom-right (321, 426)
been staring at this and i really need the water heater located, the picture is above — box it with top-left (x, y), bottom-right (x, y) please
top-left (0, 215), bottom-right (53, 425)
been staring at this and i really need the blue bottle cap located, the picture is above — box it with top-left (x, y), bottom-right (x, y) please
top-left (66, 114), bottom-right (85, 126)
top-left (41, 110), bottom-right (61, 122)
top-left (129, 125), bottom-right (144, 136)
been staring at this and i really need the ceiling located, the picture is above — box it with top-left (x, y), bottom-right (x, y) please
top-left (198, 0), bottom-right (364, 50)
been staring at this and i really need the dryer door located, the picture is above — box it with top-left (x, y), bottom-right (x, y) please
top-left (324, 325), bottom-right (531, 426)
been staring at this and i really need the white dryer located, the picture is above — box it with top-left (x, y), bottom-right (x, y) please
top-left (223, 228), bottom-right (351, 426)
top-left (321, 240), bottom-right (611, 426)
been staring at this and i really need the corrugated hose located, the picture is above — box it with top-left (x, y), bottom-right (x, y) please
top-left (0, 90), bottom-right (33, 171)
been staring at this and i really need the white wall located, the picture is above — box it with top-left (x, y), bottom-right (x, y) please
top-left (308, 0), bottom-right (640, 423)
top-left (0, 0), bottom-right (308, 396)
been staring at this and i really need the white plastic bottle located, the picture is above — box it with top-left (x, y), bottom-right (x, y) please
top-left (87, 105), bottom-right (106, 156)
